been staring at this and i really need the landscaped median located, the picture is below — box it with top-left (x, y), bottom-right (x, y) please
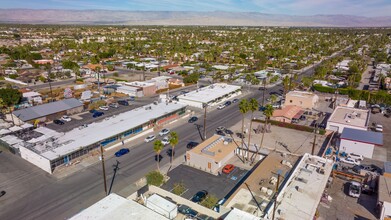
top-left (252, 118), bottom-right (326, 135)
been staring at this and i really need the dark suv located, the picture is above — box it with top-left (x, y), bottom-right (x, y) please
top-left (93, 111), bottom-right (104, 118)
top-left (187, 141), bottom-right (199, 149)
top-left (118, 100), bottom-right (129, 106)
top-left (224, 101), bottom-right (232, 106)
top-left (191, 190), bottom-right (208, 203)
top-left (53, 119), bottom-right (64, 125)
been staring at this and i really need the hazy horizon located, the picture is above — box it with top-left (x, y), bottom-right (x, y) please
top-left (0, 0), bottom-right (390, 17)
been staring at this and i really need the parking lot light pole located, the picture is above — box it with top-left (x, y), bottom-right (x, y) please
top-left (100, 145), bottom-right (107, 195)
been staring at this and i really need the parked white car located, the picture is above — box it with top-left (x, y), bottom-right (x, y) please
top-left (217, 104), bottom-right (226, 110)
top-left (159, 128), bottom-right (170, 136)
top-left (348, 181), bottom-right (361, 198)
top-left (99, 106), bottom-right (109, 111)
top-left (161, 136), bottom-right (170, 145)
top-left (340, 157), bottom-right (361, 166)
top-left (61, 115), bottom-right (72, 122)
top-left (347, 153), bottom-right (364, 161)
top-left (375, 124), bottom-right (383, 132)
top-left (144, 135), bottom-right (156, 143)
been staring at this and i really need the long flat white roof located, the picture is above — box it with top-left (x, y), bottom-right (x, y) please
top-left (70, 193), bottom-right (168, 220)
top-left (328, 106), bottom-right (370, 128)
top-left (38, 102), bottom-right (186, 160)
top-left (265, 153), bottom-right (334, 220)
top-left (177, 83), bottom-right (241, 104)
top-left (224, 208), bottom-right (260, 220)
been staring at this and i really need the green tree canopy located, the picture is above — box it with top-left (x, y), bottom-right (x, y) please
top-left (62, 60), bottom-right (79, 70)
top-left (0, 88), bottom-right (22, 107)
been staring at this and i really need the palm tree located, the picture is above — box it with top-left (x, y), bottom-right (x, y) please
top-left (256, 104), bottom-right (274, 162)
top-left (270, 94), bottom-right (278, 104)
top-left (239, 99), bottom-right (249, 161)
top-left (72, 67), bottom-right (80, 83)
top-left (153, 140), bottom-right (164, 172)
top-left (247, 98), bottom-right (259, 161)
top-left (169, 132), bottom-right (178, 164)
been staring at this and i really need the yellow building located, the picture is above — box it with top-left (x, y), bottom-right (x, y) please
top-left (285, 90), bottom-right (319, 109)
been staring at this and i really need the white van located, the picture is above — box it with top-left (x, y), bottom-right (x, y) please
top-left (347, 153), bottom-right (364, 161)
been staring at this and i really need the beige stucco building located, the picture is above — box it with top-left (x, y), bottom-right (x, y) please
top-left (186, 135), bottom-right (237, 174)
top-left (285, 91), bottom-right (319, 109)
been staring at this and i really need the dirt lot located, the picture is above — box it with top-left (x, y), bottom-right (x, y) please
top-left (317, 176), bottom-right (378, 220)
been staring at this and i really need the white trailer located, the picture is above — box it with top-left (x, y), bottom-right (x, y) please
top-left (146, 194), bottom-right (177, 219)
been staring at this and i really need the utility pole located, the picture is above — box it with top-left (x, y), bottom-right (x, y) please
top-left (272, 173), bottom-right (281, 220)
top-left (203, 103), bottom-right (207, 140)
top-left (262, 78), bottom-right (266, 106)
top-left (97, 71), bottom-right (101, 99)
top-left (100, 145), bottom-right (107, 195)
top-left (312, 124), bottom-right (318, 156)
top-left (109, 160), bottom-right (120, 194)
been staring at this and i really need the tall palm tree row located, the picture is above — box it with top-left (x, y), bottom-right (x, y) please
top-left (169, 132), bottom-right (179, 164)
top-left (153, 140), bottom-right (164, 172)
top-left (257, 104), bottom-right (275, 161)
top-left (247, 98), bottom-right (259, 161)
top-left (238, 99), bottom-right (249, 161)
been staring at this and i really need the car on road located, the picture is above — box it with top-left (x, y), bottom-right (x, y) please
top-left (109, 103), bottom-right (119, 108)
top-left (222, 164), bottom-right (235, 174)
top-left (161, 136), bottom-right (170, 145)
top-left (53, 119), bottom-right (64, 125)
top-left (166, 149), bottom-right (175, 157)
top-left (93, 111), bottom-right (104, 118)
top-left (187, 141), bottom-right (199, 149)
top-left (217, 104), bottom-right (225, 110)
top-left (188, 116), bottom-right (198, 123)
top-left (99, 106), bottom-right (109, 111)
top-left (340, 157), bottom-right (360, 166)
top-left (0, 190), bottom-right (5, 197)
top-left (191, 190), bottom-right (208, 203)
top-left (224, 101), bottom-right (232, 106)
top-left (159, 128), bottom-right (170, 136)
top-left (61, 115), bottom-right (71, 122)
top-left (115, 148), bottom-right (130, 157)
top-left (216, 126), bottom-right (226, 132)
top-left (178, 204), bottom-right (198, 217)
top-left (232, 99), bottom-right (239, 103)
top-left (144, 135), bottom-right (156, 143)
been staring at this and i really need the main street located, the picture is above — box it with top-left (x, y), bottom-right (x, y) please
top-left (0, 63), bottom-right (318, 220)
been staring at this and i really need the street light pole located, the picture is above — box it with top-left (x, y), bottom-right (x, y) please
top-left (100, 145), bottom-right (107, 195)
top-left (312, 124), bottom-right (318, 156)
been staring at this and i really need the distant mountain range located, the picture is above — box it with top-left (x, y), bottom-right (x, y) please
top-left (1, 9), bottom-right (391, 27)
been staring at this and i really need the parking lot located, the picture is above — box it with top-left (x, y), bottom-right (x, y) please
top-left (317, 177), bottom-right (378, 220)
top-left (161, 165), bottom-right (248, 202)
top-left (46, 101), bottom-right (146, 132)
top-left (369, 112), bottom-right (391, 161)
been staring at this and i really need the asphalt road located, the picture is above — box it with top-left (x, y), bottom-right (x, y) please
top-left (0, 62), bottom-right (318, 220)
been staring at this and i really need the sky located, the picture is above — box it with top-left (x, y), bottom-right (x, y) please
top-left (0, 0), bottom-right (391, 17)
